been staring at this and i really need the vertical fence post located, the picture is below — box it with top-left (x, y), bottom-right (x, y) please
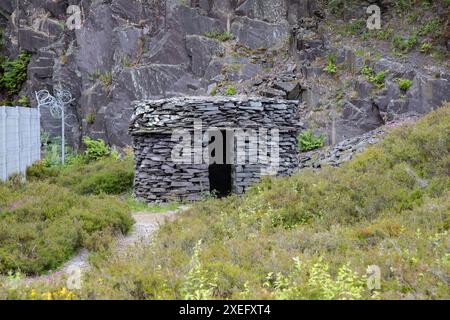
top-left (1, 107), bottom-right (6, 181)
top-left (0, 106), bottom-right (41, 181)
top-left (28, 107), bottom-right (32, 168)
top-left (16, 106), bottom-right (21, 177)
top-left (61, 106), bottom-right (65, 165)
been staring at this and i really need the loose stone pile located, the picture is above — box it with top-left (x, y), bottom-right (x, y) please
top-left (298, 127), bottom-right (385, 169)
top-left (130, 96), bottom-right (300, 202)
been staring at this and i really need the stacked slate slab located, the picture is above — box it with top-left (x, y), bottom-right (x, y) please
top-left (129, 96), bottom-right (300, 203)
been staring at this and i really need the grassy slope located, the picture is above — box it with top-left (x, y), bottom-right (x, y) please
top-left (80, 105), bottom-right (449, 300)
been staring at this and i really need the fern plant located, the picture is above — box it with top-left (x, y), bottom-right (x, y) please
top-left (83, 137), bottom-right (111, 161)
top-left (398, 78), bottom-right (413, 91)
top-left (225, 86), bottom-right (237, 96)
top-left (361, 65), bottom-right (386, 89)
top-left (323, 55), bottom-right (337, 74)
top-left (0, 52), bottom-right (31, 96)
top-left (298, 131), bottom-right (326, 152)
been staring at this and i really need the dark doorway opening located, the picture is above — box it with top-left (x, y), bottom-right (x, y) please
top-left (209, 130), bottom-right (232, 198)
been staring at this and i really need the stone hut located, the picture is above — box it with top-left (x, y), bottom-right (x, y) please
top-left (129, 96), bottom-right (299, 202)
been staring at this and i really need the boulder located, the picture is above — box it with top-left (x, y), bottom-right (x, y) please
top-left (74, 4), bottom-right (115, 73)
top-left (231, 17), bottom-right (289, 50)
top-left (18, 17), bottom-right (63, 52)
top-left (235, 0), bottom-right (288, 24)
top-left (273, 81), bottom-right (302, 100)
top-left (28, 50), bottom-right (55, 79)
top-left (186, 35), bottom-right (224, 77)
top-left (260, 88), bottom-right (286, 98)
top-left (336, 99), bottom-right (385, 141)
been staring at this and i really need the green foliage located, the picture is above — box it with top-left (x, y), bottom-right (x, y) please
top-left (54, 157), bottom-right (134, 196)
top-left (26, 160), bottom-right (60, 180)
top-left (0, 52), bottom-right (31, 97)
top-left (83, 137), bottom-right (111, 161)
top-left (394, 0), bottom-right (414, 13)
top-left (361, 65), bottom-right (373, 77)
top-left (40, 136), bottom-right (80, 168)
top-left (0, 181), bottom-right (133, 275)
top-left (28, 137), bottom-right (134, 196)
top-left (418, 18), bottom-right (441, 36)
top-left (346, 19), bottom-right (365, 36)
top-left (371, 71), bottom-right (386, 89)
top-left (17, 96), bottom-right (29, 107)
top-left (420, 42), bottom-right (432, 53)
top-left (209, 86), bottom-right (218, 96)
top-left (392, 34), bottom-right (418, 53)
top-left (298, 130), bottom-right (326, 152)
top-left (86, 113), bottom-right (96, 125)
top-left (204, 30), bottom-right (234, 42)
top-left (181, 240), bottom-right (218, 300)
top-left (398, 79), bottom-right (413, 91)
top-left (327, 0), bottom-right (345, 16)
top-left (370, 28), bottom-right (394, 41)
top-left (323, 55), bottom-right (337, 74)
top-left (124, 194), bottom-right (181, 213)
top-left (266, 258), bottom-right (367, 300)
top-left (361, 66), bottom-right (386, 89)
top-left (225, 86), bottom-right (237, 96)
top-left (99, 71), bottom-right (112, 88)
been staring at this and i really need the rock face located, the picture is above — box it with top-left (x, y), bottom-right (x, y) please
top-left (130, 96), bottom-right (300, 202)
top-left (1, 0), bottom-right (297, 148)
top-left (1, 0), bottom-right (449, 151)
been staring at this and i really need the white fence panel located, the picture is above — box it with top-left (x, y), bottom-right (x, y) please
top-left (0, 106), bottom-right (41, 181)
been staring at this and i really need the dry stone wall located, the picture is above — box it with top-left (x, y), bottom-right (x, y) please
top-left (130, 97), bottom-right (300, 202)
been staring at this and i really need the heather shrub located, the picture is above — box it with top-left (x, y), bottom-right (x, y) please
top-left (55, 157), bottom-right (134, 195)
top-left (83, 137), bottom-right (111, 161)
top-left (0, 182), bottom-right (133, 275)
top-left (27, 156), bottom-right (134, 196)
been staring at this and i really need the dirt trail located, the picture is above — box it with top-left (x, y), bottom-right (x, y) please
top-left (30, 207), bottom-right (189, 282)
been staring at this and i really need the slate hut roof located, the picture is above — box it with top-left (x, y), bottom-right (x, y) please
top-left (129, 96), bottom-right (300, 135)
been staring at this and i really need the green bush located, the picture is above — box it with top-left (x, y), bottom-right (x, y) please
top-left (361, 66), bottom-right (386, 89)
top-left (26, 160), bottom-right (61, 180)
top-left (0, 181), bottom-right (133, 275)
top-left (27, 136), bottom-right (133, 196)
top-left (370, 28), bottom-right (394, 40)
top-left (327, 0), bottom-right (345, 15)
top-left (420, 42), bottom-right (432, 53)
top-left (55, 157), bottom-right (134, 195)
top-left (40, 136), bottom-right (81, 168)
top-left (323, 55), bottom-right (337, 74)
top-left (83, 137), bottom-right (111, 161)
top-left (0, 52), bottom-right (31, 96)
top-left (225, 86), bottom-right (237, 96)
top-left (298, 131), bottom-right (326, 152)
top-left (17, 96), bottom-right (29, 107)
top-left (392, 34), bottom-right (418, 53)
top-left (418, 18), bottom-right (441, 36)
top-left (345, 19), bottom-right (365, 36)
top-left (398, 79), bottom-right (413, 91)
